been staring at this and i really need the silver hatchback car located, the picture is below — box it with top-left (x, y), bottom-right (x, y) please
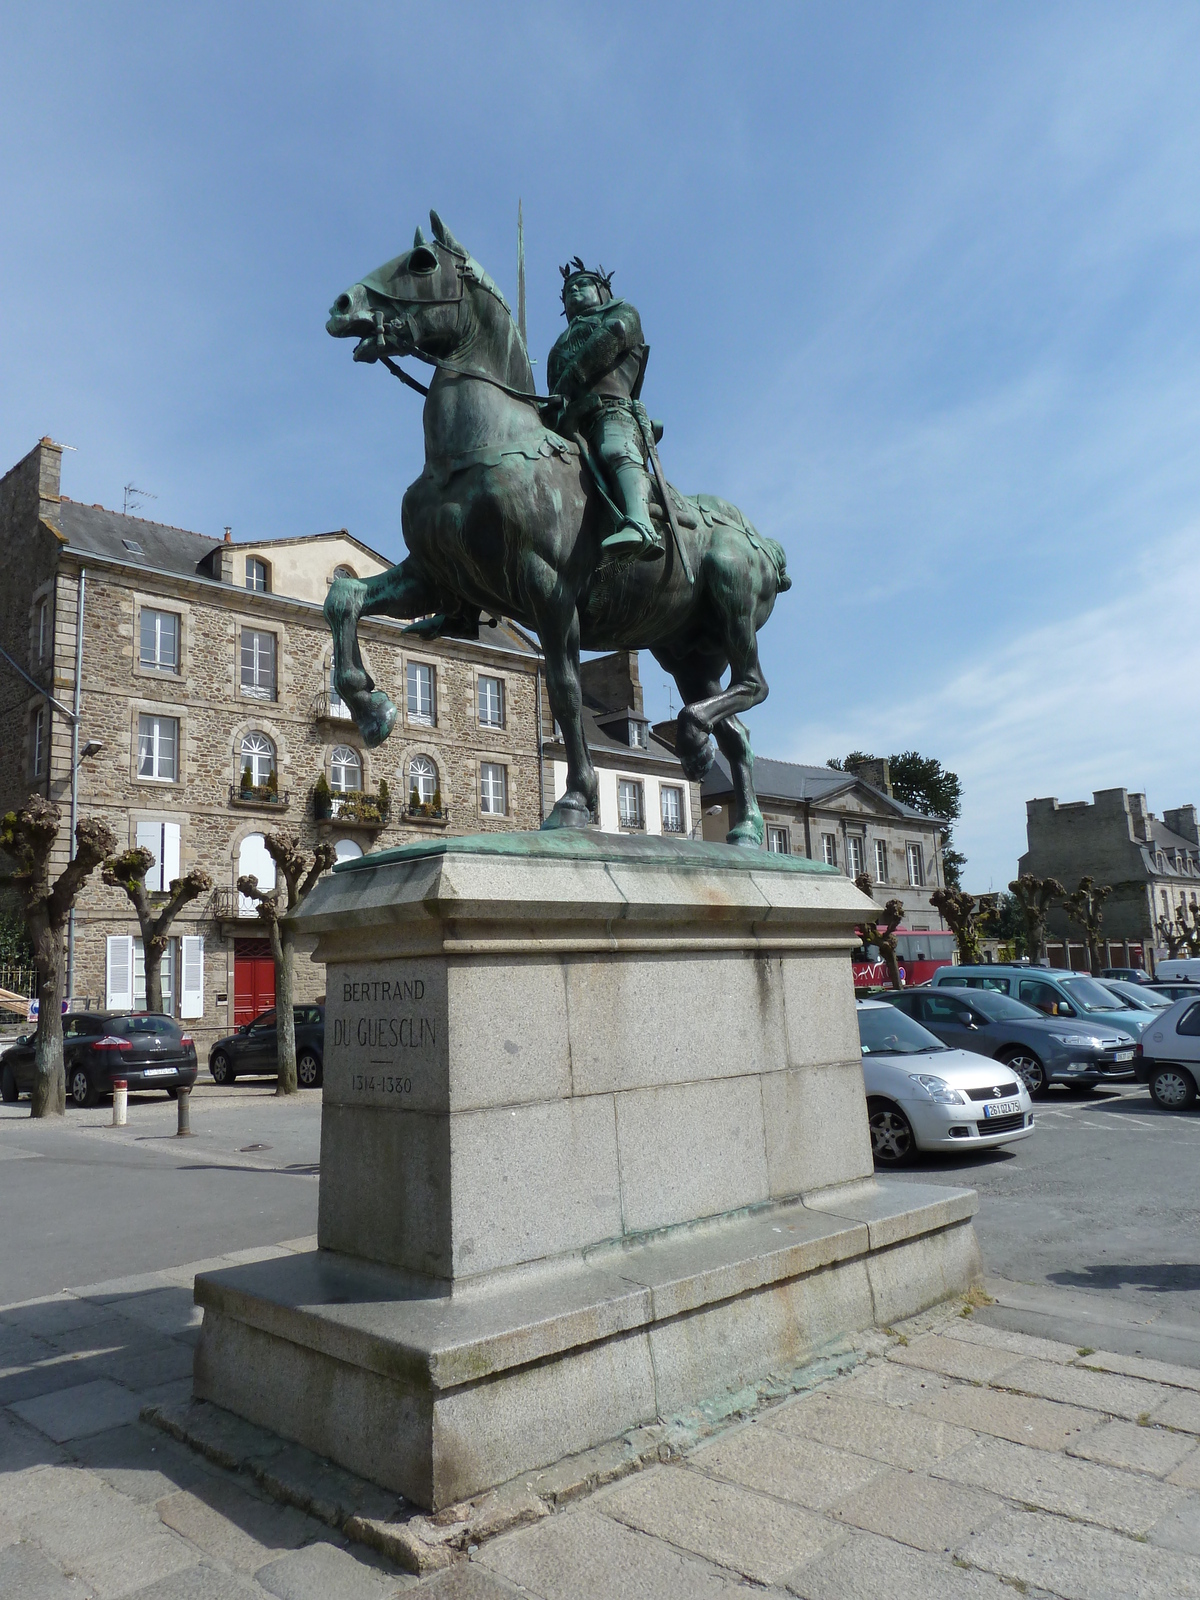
top-left (1136, 995), bottom-right (1200, 1109)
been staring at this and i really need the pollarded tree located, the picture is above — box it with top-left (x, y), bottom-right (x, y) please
top-left (854, 872), bottom-right (905, 990)
top-left (1156, 916), bottom-right (1187, 959)
top-left (0, 796), bottom-right (116, 1117)
top-left (1008, 874), bottom-right (1065, 963)
top-left (1062, 876), bottom-right (1112, 976)
top-left (930, 887), bottom-right (981, 965)
top-left (238, 832), bottom-right (335, 1095)
top-left (102, 848), bottom-right (213, 1012)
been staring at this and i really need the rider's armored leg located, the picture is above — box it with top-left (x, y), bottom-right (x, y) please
top-left (594, 407), bottom-right (664, 561)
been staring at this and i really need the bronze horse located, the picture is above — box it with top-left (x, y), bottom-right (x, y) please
top-left (324, 211), bottom-right (790, 844)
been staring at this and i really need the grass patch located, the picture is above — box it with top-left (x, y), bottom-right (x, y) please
top-left (1076, 1346), bottom-right (1095, 1357)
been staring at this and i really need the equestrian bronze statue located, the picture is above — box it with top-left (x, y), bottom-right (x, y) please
top-left (324, 211), bottom-right (790, 845)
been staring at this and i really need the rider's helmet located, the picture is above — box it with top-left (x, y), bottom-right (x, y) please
top-left (560, 257), bottom-right (613, 309)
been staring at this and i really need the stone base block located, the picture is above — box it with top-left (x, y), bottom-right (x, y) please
top-left (194, 1180), bottom-right (981, 1509)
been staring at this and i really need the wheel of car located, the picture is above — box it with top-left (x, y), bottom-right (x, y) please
top-left (210, 1051), bottom-right (235, 1086)
top-left (70, 1067), bottom-right (97, 1108)
top-left (1, 1063), bottom-right (17, 1103)
top-left (1003, 1050), bottom-right (1050, 1098)
top-left (1149, 1066), bottom-right (1197, 1111)
top-left (867, 1099), bottom-right (916, 1166)
top-left (296, 1051), bottom-right (323, 1089)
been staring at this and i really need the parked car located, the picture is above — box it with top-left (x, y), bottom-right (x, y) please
top-left (1153, 958), bottom-right (1200, 983)
top-left (1, 1012), bottom-right (198, 1107)
top-left (1145, 982), bottom-right (1200, 1003)
top-left (1096, 978), bottom-right (1171, 1014)
top-left (880, 986), bottom-right (1136, 1096)
top-left (1135, 995), bottom-right (1200, 1109)
top-left (1101, 967), bottom-right (1151, 984)
top-left (208, 1005), bottom-right (324, 1087)
top-left (856, 999), bottom-right (1034, 1165)
top-left (930, 966), bottom-right (1148, 1043)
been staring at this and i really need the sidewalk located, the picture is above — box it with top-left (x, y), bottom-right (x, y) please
top-left (1, 1250), bottom-right (1198, 1598)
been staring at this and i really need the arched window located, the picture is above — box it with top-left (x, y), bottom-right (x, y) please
top-left (408, 754), bottom-right (438, 806)
top-left (330, 745), bottom-right (362, 793)
top-left (240, 731), bottom-right (276, 788)
top-left (326, 655), bottom-right (349, 720)
top-left (332, 564), bottom-right (356, 581)
top-left (334, 838), bottom-right (363, 864)
top-left (238, 833), bottom-right (276, 916)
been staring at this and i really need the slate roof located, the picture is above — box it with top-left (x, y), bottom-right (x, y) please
top-left (57, 499), bottom-right (222, 576)
top-left (52, 499), bottom-right (539, 656)
top-left (701, 752), bottom-right (945, 823)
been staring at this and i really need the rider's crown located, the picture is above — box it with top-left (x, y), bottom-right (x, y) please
top-left (560, 257), bottom-right (613, 304)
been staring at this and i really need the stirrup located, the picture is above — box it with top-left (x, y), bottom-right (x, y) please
top-left (601, 518), bottom-right (664, 561)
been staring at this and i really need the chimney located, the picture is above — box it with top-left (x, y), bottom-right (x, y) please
top-left (578, 650), bottom-right (643, 714)
top-left (845, 755), bottom-right (892, 797)
top-left (224, 526), bottom-right (232, 543)
top-left (1164, 805), bottom-right (1200, 847)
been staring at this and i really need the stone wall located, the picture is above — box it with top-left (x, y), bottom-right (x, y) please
top-left (1020, 789), bottom-right (1161, 944)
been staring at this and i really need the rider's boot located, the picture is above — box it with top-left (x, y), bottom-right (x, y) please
top-left (601, 464), bottom-right (664, 562)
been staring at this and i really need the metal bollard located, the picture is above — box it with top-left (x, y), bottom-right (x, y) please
top-left (175, 1084), bottom-right (194, 1137)
top-left (112, 1079), bottom-right (128, 1127)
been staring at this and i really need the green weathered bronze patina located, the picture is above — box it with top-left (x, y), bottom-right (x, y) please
top-left (324, 211), bottom-right (790, 846)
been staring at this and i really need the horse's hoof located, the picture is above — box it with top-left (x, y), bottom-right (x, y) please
top-left (541, 798), bottom-right (594, 831)
top-left (359, 693), bottom-right (398, 748)
top-left (727, 818), bottom-right (765, 848)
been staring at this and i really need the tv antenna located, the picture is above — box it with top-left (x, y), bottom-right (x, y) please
top-left (123, 483), bottom-right (156, 515)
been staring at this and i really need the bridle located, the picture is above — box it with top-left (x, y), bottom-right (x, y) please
top-left (364, 242), bottom-right (547, 406)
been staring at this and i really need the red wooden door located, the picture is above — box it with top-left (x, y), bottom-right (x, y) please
top-left (234, 941), bottom-right (275, 1026)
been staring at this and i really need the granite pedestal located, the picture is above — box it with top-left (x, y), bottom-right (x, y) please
top-left (193, 832), bottom-right (982, 1508)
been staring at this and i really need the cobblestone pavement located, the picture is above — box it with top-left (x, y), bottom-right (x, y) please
top-left (2, 1243), bottom-right (1199, 1599)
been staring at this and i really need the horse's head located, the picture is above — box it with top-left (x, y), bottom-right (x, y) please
top-left (327, 210), bottom-right (525, 381)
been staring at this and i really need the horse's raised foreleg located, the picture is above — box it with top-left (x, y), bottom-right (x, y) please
top-left (527, 570), bottom-right (597, 829)
top-left (324, 560), bottom-right (441, 748)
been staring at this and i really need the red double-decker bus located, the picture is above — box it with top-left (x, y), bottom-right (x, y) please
top-left (852, 929), bottom-right (956, 992)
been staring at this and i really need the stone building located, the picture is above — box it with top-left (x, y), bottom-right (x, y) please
top-left (542, 651), bottom-right (700, 838)
top-left (1020, 788), bottom-right (1200, 971)
top-left (0, 438), bottom-right (542, 1049)
top-left (699, 753), bottom-right (950, 929)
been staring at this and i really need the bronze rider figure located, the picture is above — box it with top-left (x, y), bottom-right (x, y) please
top-left (544, 259), bottom-right (663, 561)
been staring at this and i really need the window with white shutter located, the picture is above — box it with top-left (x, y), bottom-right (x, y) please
top-left (106, 935), bottom-right (134, 1009)
top-left (180, 937), bottom-right (204, 1018)
top-left (134, 821), bottom-right (181, 892)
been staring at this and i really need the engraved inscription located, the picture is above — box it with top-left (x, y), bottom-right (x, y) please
top-left (326, 960), bottom-right (445, 1108)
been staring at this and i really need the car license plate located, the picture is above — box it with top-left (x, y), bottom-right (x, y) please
top-left (142, 1067), bottom-right (175, 1077)
top-left (1114, 1051), bottom-right (1133, 1063)
top-left (983, 1100), bottom-right (1020, 1118)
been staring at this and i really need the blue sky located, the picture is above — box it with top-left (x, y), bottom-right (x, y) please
top-left (4, 2), bottom-right (1200, 889)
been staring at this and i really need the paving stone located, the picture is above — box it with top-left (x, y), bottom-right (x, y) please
top-left (155, 1481), bottom-right (322, 1572)
top-left (835, 1360), bottom-right (956, 1407)
top-left (0, 1322), bottom-right (53, 1371)
top-left (1148, 1495), bottom-right (1200, 1556)
top-left (83, 1338), bottom-right (195, 1394)
top-left (690, 1424), bottom-right (885, 1509)
top-left (934, 1433), bottom-right (1185, 1534)
top-left (72, 1273), bottom-right (178, 1303)
top-left (829, 1468), bottom-right (1005, 1553)
top-left (137, 1379), bottom-right (195, 1413)
top-left (938, 1320), bottom-right (1080, 1364)
top-left (784, 1526), bottom-right (1036, 1599)
top-left (412, 1564), bottom-right (518, 1596)
top-left (995, 1356), bottom-right (1168, 1420)
top-left (69, 1423), bottom-right (210, 1504)
top-left (914, 1381), bottom-right (1095, 1450)
top-left (0, 1351), bottom-right (129, 1408)
top-left (1070, 1417), bottom-right (1199, 1476)
top-left (0, 1463), bottom-right (87, 1519)
top-left (41, 1314), bottom-right (143, 1362)
top-left (888, 1334), bottom-right (1023, 1384)
top-left (11, 1378), bottom-right (144, 1442)
top-left (110, 1288), bottom-right (202, 1340)
top-left (964, 1506), bottom-right (1200, 1599)
top-left (71, 1527), bottom-right (196, 1598)
top-left (1079, 1350), bottom-right (1200, 1392)
top-left (0, 1538), bottom-right (93, 1600)
top-left (0, 1294), bottom-right (117, 1339)
top-left (1153, 1388), bottom-right (1200, 1435)
top-left (255, 1539), bottom-right (405, 1599)
top-left (16, 1474), bottom-right (166, 1567)
top-left (0, 1409), bottom-right (67, 1471)
top-left (1169, 1448), bottom-right (1200, 1489)
top-left (113, 1562), bottom-right (263, 1599)
top-left (479, 1505), bottom-right (742, 1598)
top-left (599, 1463), bottom-right (835, 1583)
top-left (0, 1509), bottom-right (18, 1547)
top-left (768, 1392), bottom-right (976, 1469)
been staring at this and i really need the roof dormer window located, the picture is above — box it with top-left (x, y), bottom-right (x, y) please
top-left (246, 556), bottom-right (269, 593)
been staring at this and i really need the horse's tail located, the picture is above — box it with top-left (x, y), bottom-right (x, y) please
top-left (761, 535), bottom-right (791, 593)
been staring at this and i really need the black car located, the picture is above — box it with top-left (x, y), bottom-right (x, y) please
top-left (208, 1005), bottom-right (324, 1088)
top-left (1101, 967), bottom-right (1151, 984)
top-left (1, 1012), bottom-right (198, 1107)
